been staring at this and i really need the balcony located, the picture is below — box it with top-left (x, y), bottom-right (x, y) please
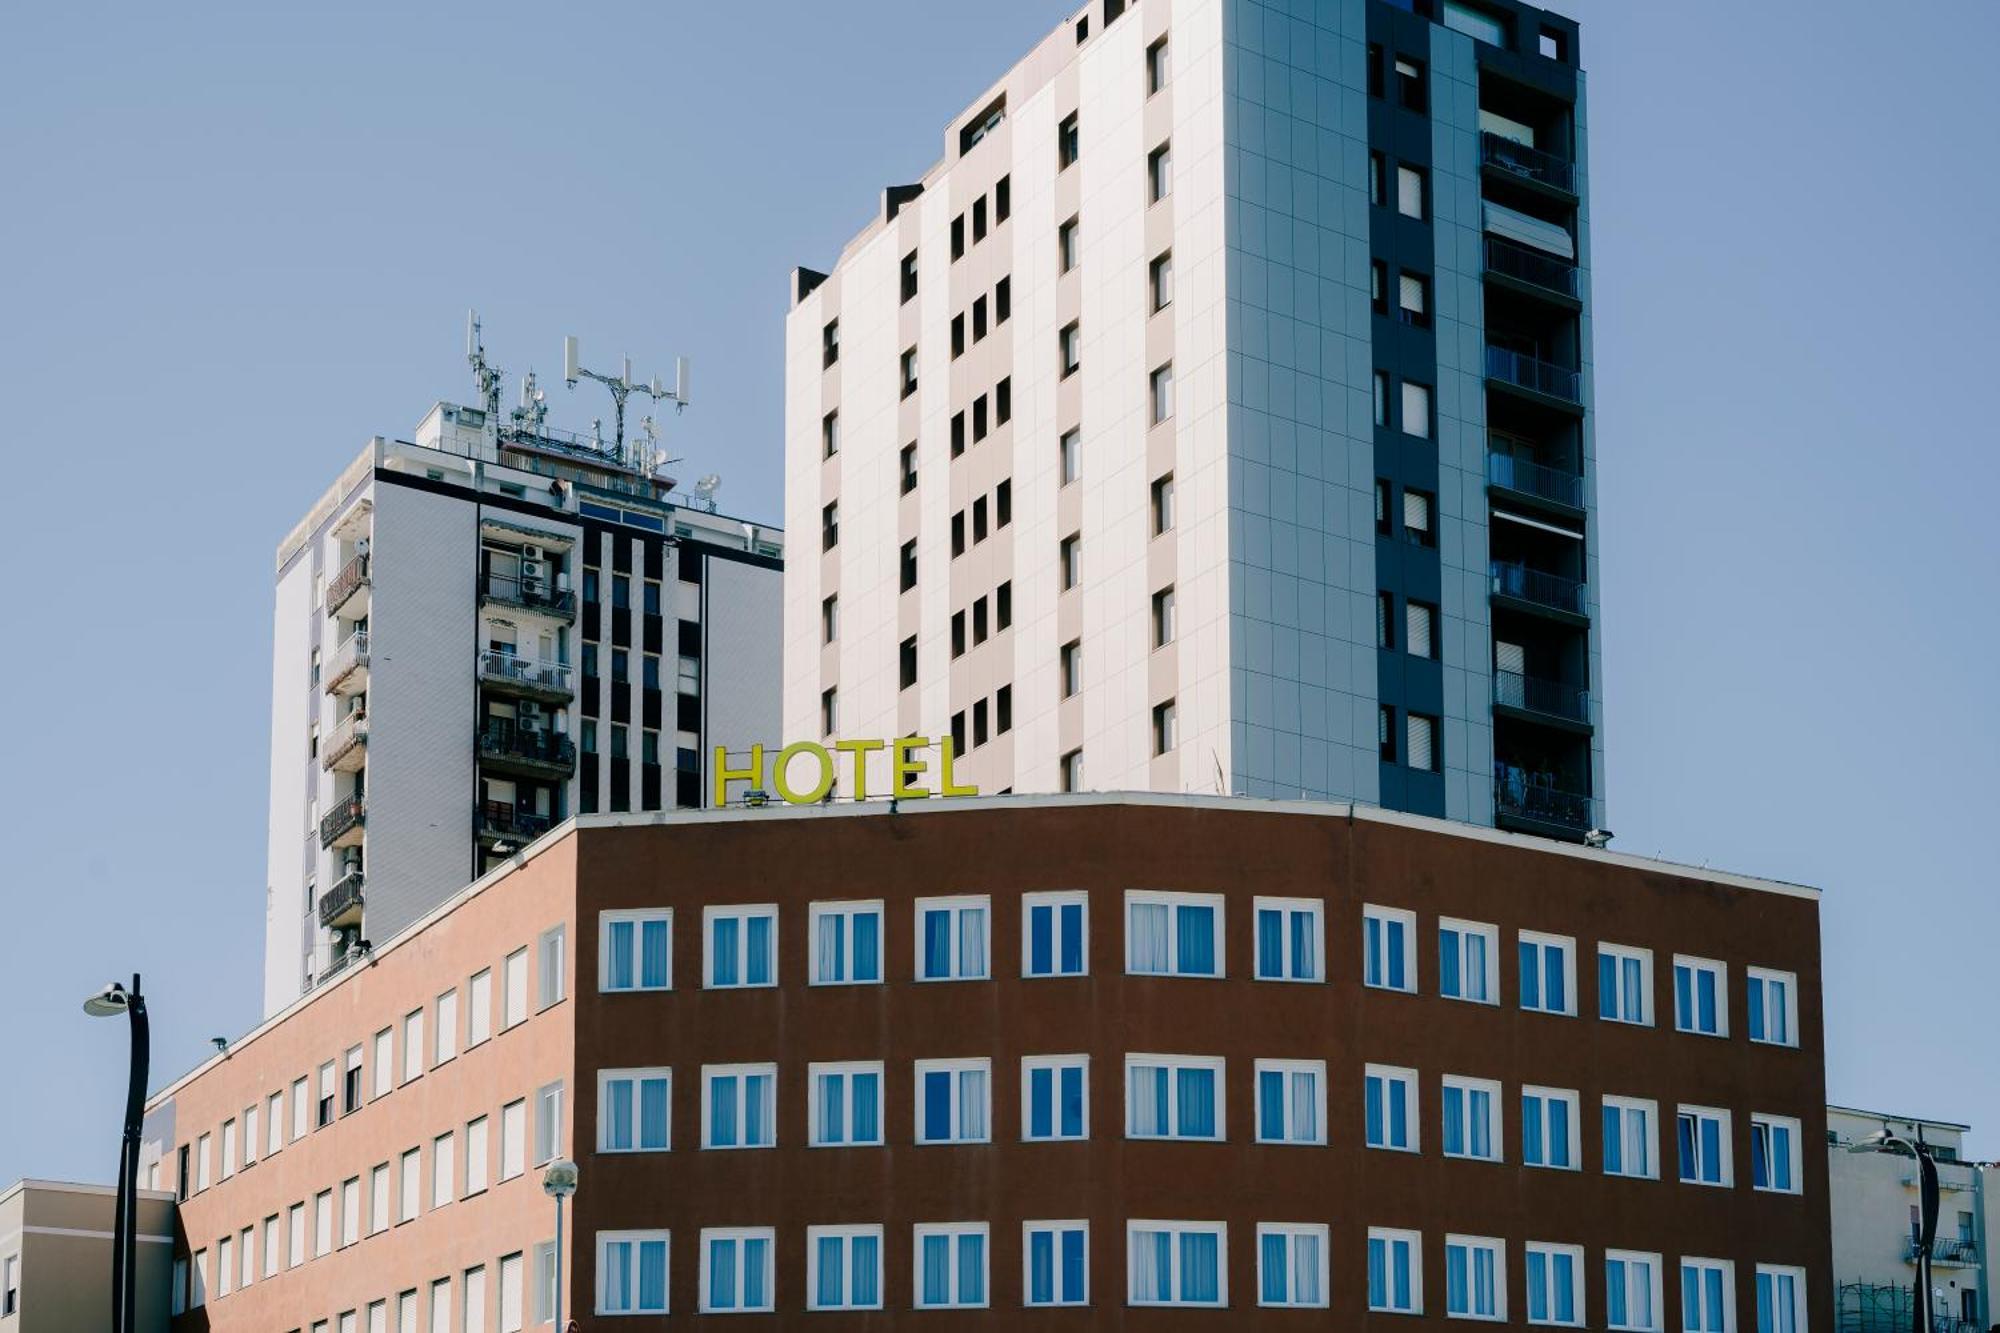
top-left (476, 650), bottom-right (574, 702)
top-left (327, 551), bottom-right (371, 616)
top-left (326, 630), bottom-right (370, 695)
top-left (322, 708), bottom-right (368, 772)
top-left (319, 794), bottom-right (365, 849)
top-left (318, 869), bottom-right (364, 929)
top-left (1494, 771), bottom-right (1593, 836)
top-left (1485, 345), bottom-right (1582, 406)
top-left (480, 572), bottom-right (577, 622)
top-left (1491, 561), bottom-right (1588, 621)
top-left (1909, 1237), bottom-right (1981, 1268)
top-left (1480, 132), bottom-right (1576, 198)
top-left (1484, 237), bottom-right (1580, 304)
top-left (1487, 446), bottom-right (1584, 513)
top-left (477, 800), bottom-right (553, 847)
top-left (1494, 670), bottom-right (1591, 729)
top-left (478, 720), bottom-right (578, 779)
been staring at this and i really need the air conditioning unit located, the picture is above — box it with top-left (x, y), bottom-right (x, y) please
top-left (524, 544), bottom-right (546, 561)
top-left (521, 559), bottom-right (548, 585)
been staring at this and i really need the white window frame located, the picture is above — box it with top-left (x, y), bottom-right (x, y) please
top-left (1439, 917), bottom-right (1499, 1004)
top-left (704, 904), bottom-right (779, 989)
top-left (808, 1060), bottom-right (885, 1148)
top-left (1603, 1095), bottom-right (1659, 1180)
top-left (1518, 930), bottom-right (1578, 1016)
top-left (1364, 1063), bottom-right (1421, 1152)
top-left (699, 1226), bottom-right (776, 1314)
top-left (1397, 163), bottom-right (1425, 218)
top-left (1252, 896), bottom-right (1325, 983)
top-left (314, 1189), bottom-right (333, 1257)
top-left (262, 1214), bottom-right (280, 1278)
top-left (288, 1202), bottom-right (306, 1268)
top-left (913, 1057), bottom-right (992, 1145)
top-left (1253, 1059), bottom-right (1327, 1146)
top-left (1598, 944), bottom-right (1654, 1026)
top-left (1368, 1227), bottom-right (1424, 1314)
top-left (1604, 1249), bottom-right (1664, 1332)
top-left (808, 900), bottom-right (885, 986)
top-left (1520, 1085), bottom-right (1581, 1171)
top-left (499, 1099), bottom-right (526, 1181)
top-left (1673, 954), bottom-right (1730, 1037)
top-left (1442, 1074), bottom-right (1505, 1162)
top-left (221, 1119), bottom-right (237, 1179)
top-left (341, 1176), bottom-right (361, 1247)
top-left (431, 1131), bottom-right (455, 1208)
top-left (600, 909), bottom-right (674, 992)
top-left (1363, 904), bottom-right (1418, 992)
top-left (1124, 890), bottom-right (1225, 978)
top-left (534, 1081), bottom-right (563, 1166)
top-left (702, 1063), bottom-right (778, 1150)
top-left (1021, 1055), bottom-right (1090, 1142)
top-left (1750, 1113), bottom-right (1804, 1195)
top-left (598, 1068), bottom-right (672, 1154)
top-left (1755, 1264), bottom-right (1808, 1333)
top-left (369, 1163), bottom-right (391, 1235)
top-left (914, 895), bottom-right (992, 982)
top-left (806, 1225), bottom-right (884, 1311)
top-left (1680, 1258), bottom-right (1737, 1333)
top-left (1021, 890), bottom-right (1090, 978)
top-left (468, 970), bottom-right (493, 1047)
top-left (1746, 967), bottom-right (1800, 1048)
top-left (399, 1148), bottom-right (421, 1224)
top-left (911, 1223), bottom-right (990, 1310)
top-left (196, 1133), bottom-right (211, 1192)
top-left (1126, 1220), bottom-right (1228, 1308)
top-left (596, 1230), bottom-right (671, 1316)
top-left (267, 1091), bottom-right (284, 1157)
top-left (1124, 1054), bottom-right (1226, 1141)
top-left (1676, 1104), bottom-right (1734, 1187)
top-left (1444, 1233), bottom-right (1508, 1321)
top-left (433, 992), bottom-right (457, 1066)
top-left (1024, 1220), bottom-right (1089, 1307)
top-left (537, 925), bottom-right (566, 1010)
top-left (1256, 1222), bottom-right (1330, 1308)
top-left (1525, 1242), bottom-right (1585, 1327)
top-left (291, 1077), bottom-right (309, 1141)
top-left (371, 1030), bottom-right (393, 1099)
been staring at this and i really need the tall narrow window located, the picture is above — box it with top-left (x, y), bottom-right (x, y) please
top-left (1057, 113), bottom-right (1080, 169)
top-left (1151, 473), bottom-right (1176, 534)
top-left (1148, 142), bottom-right (1173, 202)
top-left (1397, 164), bottom-right (1426, 219)
top-left (1060, 322), bottom-right (1081, 377)
top-left (1150, 362), bottom-right (1175, 424)
top-left (1750, 1114), bottom-right (1801, 1194)
top-left (1746, 968), bottom-right (1798, 1047)
top-left (822, 410), bottom-right (839, 458)
top-left (1059, 216), bottom-right (1080, 273)
top-left (1673, 956), bottom-right (1728, 1036)
top-left (1152, 586), bottom-right (1176, 648)
top-left (1147, 36), bottom-right (1170, 93)
top-left (1150, 251), bottom-right (1174, 311)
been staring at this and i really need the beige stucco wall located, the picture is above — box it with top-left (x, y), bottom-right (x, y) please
top-left (0, 1180), bottom-right (174, 1333)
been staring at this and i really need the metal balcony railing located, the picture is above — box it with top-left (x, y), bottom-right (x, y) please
top-left (479, 800), bottom-right (553, 841)
top-left (1484, 236), bottom-right (1580, 299)
top-left (476, 650), bottom-right (574, 694)
top-left (479, 721), bottom-right (577, 769)
top-left (1487, 448), bottom-right (1584, 509)
top-left (318, 870), bottom-right (365, 928)
top-left (479, 573), bottom-right (577, 617)
top-left (326, 630), bottom-right (370, 690)
top-left (1493, 670), bottom-right (1590, 724)
top-left (327, 551), bottom-right (370, 613)
top-left (1494, 772), bottom-right (1592, 830)
top-left (1911, 1237), bottom-right (1981, 1266)
top-left (1486, 345), bottom-right (1582, 402)
top-left (1490, 561), bottom-right (1588, 616)
top-left (1480, 132), bottom-right (1576, 194)
top-left (323, 708), bottom-right (368, 768)
top-left (318, 794), bottom-right (365, 848)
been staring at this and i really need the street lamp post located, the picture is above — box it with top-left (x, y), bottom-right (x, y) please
top-left (83, 975), bottom-right (150, 1333)
top-left (542, 1159), bottom-right (579, 1331)
top-left (1850, 1128), bottom-right (1941, 1333)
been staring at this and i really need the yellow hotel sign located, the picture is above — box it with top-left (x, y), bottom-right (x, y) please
top-left (714, 737), bottom-right (980, 807)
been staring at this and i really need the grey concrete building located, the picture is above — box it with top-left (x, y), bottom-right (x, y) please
top-left (0, 1179), bottom-right (174, 1333)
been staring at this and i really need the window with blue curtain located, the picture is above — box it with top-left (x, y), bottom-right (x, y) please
top-left (603, 912), bottom-right (672, 991)
top-left (600, 1071), bottom-right (671, 1152)
top-left (811, 1229), bottom-right (881, 1310)
top-left (707, 907), bottom-right (775, 988)
top-left (1026, 1223), bottom-right (1087, 1306)
top-left (915, 1227), bottom-right (986, 1308)
top-left (1747, 971), bottom-right (1793, 1045)
top-left (705, 1066), bottom-right (775, 1149)
top-left (1443, 1079), bottom-right (1498, 1159)
top-left (1364, 907), bottom-right (1412, 990)
top-left (1681, 1261), bottom-right (1730, 1333)
top-left (1258, 1226), bottom-right (1325, 1307)
top-left (1677, 1109), bottom-right (1728, 1185)
top-left (1026, 1058), bottom-right (1088, 1140)
top-left (1446, 1237), bottom-right (1501, 1318)
top-left (1606, 1253), bottom-right (1658, 1331)
top-left (1755, 1267), bottom-right (1800, 1333)
top-left (1026, 894), bottom-right (1088, 977)
top-left (1368, 1232), bottom-right (1419, 1312)
top-left (1674, 959), bottom-right (1724, 1035)
top-left (1178, 1229), bottom-right (1220, 1304)
top-left (1127, 894), bottom-right (1221, 976)
top-left (1126, 1059), bottom-right (1220, 1139)
top-left (918, 899), bottom-right (989, 981)
top-left (1527, 1245), bottom-right (1579, 1324)
top-left (1440, 921), bottom-right (1494, 1002)
top-left (1254, 900), bottom-right (1322, 981)
top-left (1751, 1117), bottom-right (1795, 1192)
top-left (601, 1235), bottom-right (670, 1314)
top-left (704, 1231), bottom-right (773, 1313)
top-left (1519, 934), bottom-right (1573, 1014)
top-left (1522, 1088), bottom-right (1575, 1169)
top-left (1365, 1066), bottom-right (1414, 1150)
top-left (813, 1064), bottom-right (883, 1146)
top-left (1599, 946), bottom-right (1648, 1024)
top-left (1256, 1062), bottom-right (1323, 1144)
top-left (1603, 1100), bottom-right (1653, 1178)
top-left (918, 1062), bottom-right (989, 1143)
top-left (812, 903), bottom-right (882, 985)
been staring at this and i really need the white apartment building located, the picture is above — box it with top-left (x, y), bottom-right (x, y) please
top-left (265, 384), bottom-right (782, 1014)
top-left (784, 0), bottom-right (1602, 837)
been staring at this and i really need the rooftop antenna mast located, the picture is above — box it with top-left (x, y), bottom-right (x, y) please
top-left (466, 311), bottom-right (505, 430)
top-left (563, 334), bottom-right (689, 467)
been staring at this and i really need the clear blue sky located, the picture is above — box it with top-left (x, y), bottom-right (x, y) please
top-left (2, 0), bottom-right (1994, 1190)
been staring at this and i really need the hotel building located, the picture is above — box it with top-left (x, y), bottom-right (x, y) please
top-left (784, 0), bottom-right (1604, 838)
top-left (151, 793), bottom-right (1828, 1329)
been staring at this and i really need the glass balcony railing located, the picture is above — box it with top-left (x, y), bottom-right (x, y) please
top-left (1494, 771), bottom-right (1592, 831)
top-left (1493, 670), bottom-right (1590, 724)
top-left (1490, 561), bottom-right (1587, 616)
top-left (1486, 346), bottom-right (1582, 403)
top-left (1480, 132), bottom-right (1577, 194)
top-left (1484, 236), bottom-right (1580, 299)
top-left (1487, 449), bottom-right (1583, 509)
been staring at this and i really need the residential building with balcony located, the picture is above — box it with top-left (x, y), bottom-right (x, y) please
top-left (264, 379), bottom-right (783, 1016)
top-left (148, 792), bottom-right (1828, 1329)
top-left (1827, 1106), bottom-right (1996, 1333)
top-left (784, 0), bottom-right (1604, 837)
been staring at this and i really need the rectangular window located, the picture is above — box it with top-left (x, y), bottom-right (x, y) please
top-left (1126, 890), bottom-right (1223, 977)
top-left (1746, 967), bottom-right (1799, 1047)
top-left (915, 1058), bottom-right (991, 1144)
top-left (1439, 917), bottom-right (1497, 1003)
top-left (463, 1266), bottom-right (487, 1333)
top-left (369, 1163), bottom-right (391, 1234)
top-left (1059, 321), bottom-right (1081, 377)
top-left (1602, 1096), bottom-right (1659, 1179)
top-left (1606, 1250), bottom-right (1663, 1332)
top-left (1673, 956), bottom-right (1729, 1036)
top-left (822, 318), bottom-right (839, 368)
top-left (1061, 748), bottom-right (1084, 792)
top-left (1025, 1221), bottom-right (1089, 1307)
top-left (900, 636), bottom-right (917, 689)
top-left (1059, 427), bottom-right (1081, 484)
top-left (809, 1061), bottom-right (884, 1147)
top-left (502, 948), bottom-right (529, 1028)
top-left (1057, 113), bottom-right (1079, 170)
top-left (1526, 1242), bottom-right (1584, 1326)
top-left (1598, 944), bottom-right (1653, 1026)
top-left (1150, 362), bottom-right (1175, 423)
top-left (1150, 251), bottom-right (1173, 311)
top-left (1258, 1223), bottom-right (1329, 1308)
top-left (1152, 699), bottom-right (1177, 755)
top-left (1023, 891), bottom-right (1089, 978)
top-left (500, 1099), bottom-right (526, 1181)
top-left (468, 969), bottom-right (492, 1047)
top-left (1363, 904), bottom-right (1416, 992)
top-left (221, 1118), bottom-right (238, 1179)
top-left (399, 1148), bottom-right (421, 1223)
top-left (1398, 271), bottom-right (1430, 327)
top-left (1059, 216), bottom-right (1080, 273)
top-left (1755, 1265), bottom-right (1806, 1333)
top-left (701, 1228), bottom-right (775, 1314)
top-left (899, 349), bottom-right (918, 398)
top-left (1402, 381), bottom-right (1433, 439)
top-left (343, 1046), bottom-right (364, 1114)
top-left (1445, 1234), bottom-right (1506, 1320)
top-left (900, 443), bottom-right (918, 494)
top-left (341, 1176), bottom-right (361, 1247)
top-left (314, 1190), bottom-right (333, 1257)
top-left (808, 1225), bottom-right (883, 1311)
top-left (533, 1082), bottom-right (563, 1166)
top-left (1676, 1105), bottom-right (1733, 1186)
top-left (1398, 164), bottom-right (1426, 219)
top-left (1521, 1086), bottom-right (1580, 1170)
top-left (1406, 598), bottom-right (1436, 659)
top-left (1370, 150), bottom-right (1385, 205)
top-left (432, 994), bottom-right (456, 1067)
top-left (1395, 55), bottom-right (1427, 111)
top-left (432, 1132), bottom-right (456, 1209)
top-left (1022, 1055), bottom-right (1089, 1141)
top-left (912, 1223), bottom-right (988, 1309)
top-left (1750, 1113), bottom-right (1802, 1194)
top-left (1442, 1075), bottom-right (1504, 1161)
top-left (1148, 142), bottom-right (1172, 202)
top-left (703, 1064), bottom-right (777, 1150)
top-left (1153, 585), bottom-right (1176, 648)
top-left (597, 1232), bottom-right (670, 1316)
top-left (1519, 931), bottom-right (1577, 1015)
top-left (901, 250), bottom-right (918, 302)
top-left (1127, 1222), bottom-right (1226, 1307)
top-left (821, 501), bottom-right (837, 550)
top-left (289, 1202), bottom-right (306, 1268)
top-left (916, 896), bottom-right (990, 981)
top-left (822, 409), bottom-right (840, 457)
top-left (601, 910), bottom-right (672, 991)
top-left (598, 1069), bottom-right (672, 1153)
top-left (267, 1091), bottom-right (284, 1157)
top-left (1147, 35), bottom-right (1170, 92)
top-left (1253, 897), bottom-right (1322, 982)
top-left (1059, 533), bottom-right (1081, 589)
top-left (1368, 1228), bottom-right (1423, 1313)
top-left (810, 900), bottom-right (883, 985)
top-left (1681, 1259), bottom-right (1736, 1333)
top-left (1364, 1064), bottom-right (1418, 1151)
top-left (705, 905), bottom-right (777, 988)
top-left (1407, 712), bottom-right (1439, 771)
top-left (262, 1214), bottom-right (280, 1278)
top-left (1125, 1055), bottom-right (1224, 1140)
top-left (1151, 472), bottom-right (1175, 533)
top-left (1255, 1060), bottom-right (1326, 1146)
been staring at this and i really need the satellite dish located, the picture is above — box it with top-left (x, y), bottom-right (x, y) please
top-left (696, 474), bottom-right (721, 496)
